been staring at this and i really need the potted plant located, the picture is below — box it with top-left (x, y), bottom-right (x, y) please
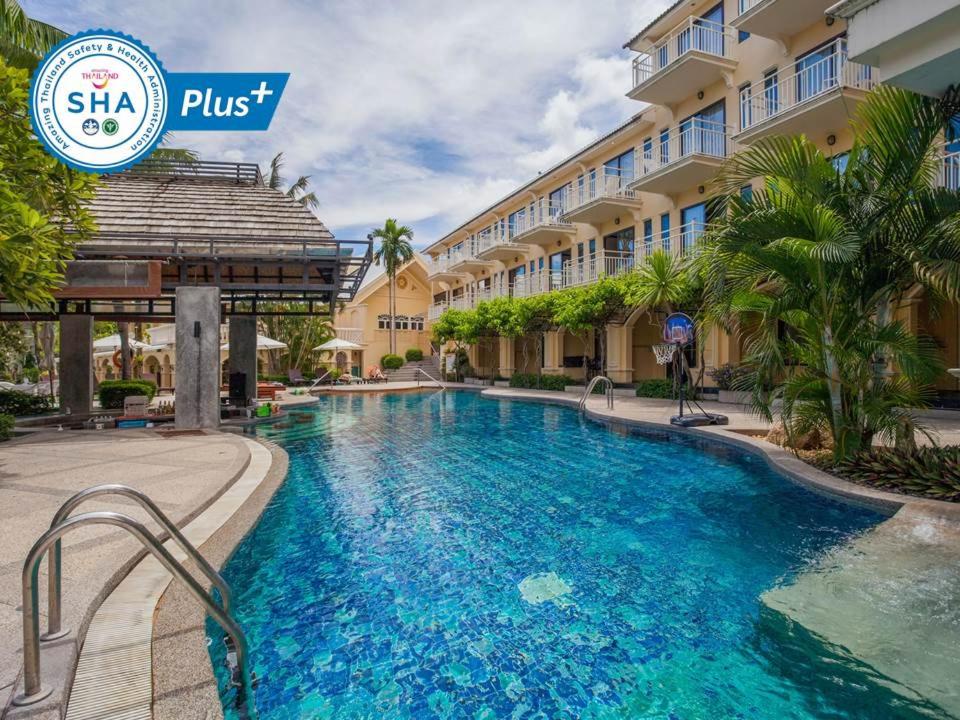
top-left (708, 364), bottom-right (751, 405)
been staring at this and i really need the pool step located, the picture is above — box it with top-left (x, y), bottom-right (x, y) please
top-left (760, 504), bottom-right (960, 717)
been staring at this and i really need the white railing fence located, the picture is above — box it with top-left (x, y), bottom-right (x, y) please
top-left (512, 200), bottom-right (571, 237)
top-left (632, 16), bottom-right (734, 87)
top-left (941, 149), bottom-right (960, 191)
top-left (636, 121), bottom-right (732, 178)
top-left (562, 250), bottom-right (635, 287)
top-left (335, 327), bottom-right (364, 344)
top-left (564, 166), bottom-right (639, 213)
top-left (738, 40), bottom-right (875, 132)
top-left (637, 222), bottom-right (708, 259)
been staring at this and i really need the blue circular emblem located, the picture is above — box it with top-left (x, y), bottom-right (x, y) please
top-left (30, 29), bottom-right (168, 173)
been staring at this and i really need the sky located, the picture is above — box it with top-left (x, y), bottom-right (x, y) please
top-left (26, 0), bottom-right (672, 252)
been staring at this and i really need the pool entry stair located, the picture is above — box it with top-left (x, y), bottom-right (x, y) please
top-left (760, 504), bottom-right (960, 718)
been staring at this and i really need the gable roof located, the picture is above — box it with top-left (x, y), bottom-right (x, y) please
top-left (346, 255), bottom-right (430, 307)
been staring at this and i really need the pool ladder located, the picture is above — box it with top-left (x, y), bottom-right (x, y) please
top-left (415, 366), bottom-right (446, 390)
top-left (579, 375), bottom-right (614, 412)
top-left (13, 484), bottom-right (258, 717)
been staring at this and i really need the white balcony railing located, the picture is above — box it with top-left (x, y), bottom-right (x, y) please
top-left (511, 200), bottom-right (572, 237)
top-left (636, 121), bottom-right (732, 178)
top-left (631, 16), bottom-right (735, 88)
top-left (428, 254), bottom-right (454, 275)
top-left (564, 167), bottom-right (639, 214)
top-left (637, 222), bottom-right (709, 259)
top-left (428, 302), bottom-right (448, 320)
top-left (562, 250), bottom-right (635, 288)
top-left (941, 149), bottom-right (960, 191)
top-left (738, 40), bottom-right (875, 133)
top-left (475, 227), bottom-right (511, 254)
top-left (335, 327), bottom-right (364, 344)
top-left (512, 270), bottom-right (552, 298)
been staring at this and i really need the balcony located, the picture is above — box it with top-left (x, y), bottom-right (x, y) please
top-left (562, 250), bottom-right (635, 288)
top-left (510, 200), bottom-right (577, 248)
top-left (448, 239), bottom-right (496, 274)
top-left (427, 252), bottom-right (469, 283)
top-left (427, 302), bottom-right (448, 321)
top-left (735, 41), bottom-right (876, 144)
top-left (630, 122), bottom-right (733, 197)
top-left (562, 167), bottom-right (643, 225)
top-left (636, 223), bottom-right (709, 261)
top-left (732, 0), bottom-right (836, 44)
top-left (474, 227), bottom-right (533, 263)
top-left (512, 270), bottom-right (554, 299)
top-left (335, 327), bottom-right (364, 344)
top-left (941, 148), bottom-right (960, 191)
top-left (627, 16), bottom-right (737, 108)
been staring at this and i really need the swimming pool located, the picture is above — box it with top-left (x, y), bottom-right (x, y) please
top-left (208, 391), bottom-right (937, 718)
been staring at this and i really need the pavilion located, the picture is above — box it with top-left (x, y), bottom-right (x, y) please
top-left (1, 159), bottom-right (371, 428)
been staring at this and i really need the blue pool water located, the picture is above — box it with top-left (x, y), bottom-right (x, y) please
top-left (208, 391), bottom-right (935, 718)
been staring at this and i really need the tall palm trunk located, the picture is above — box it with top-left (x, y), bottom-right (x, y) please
top-left (389, 271), bottom-right (397, 355)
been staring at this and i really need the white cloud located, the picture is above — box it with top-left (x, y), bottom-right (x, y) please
top-left (27, 0), bottom-right (674, 245)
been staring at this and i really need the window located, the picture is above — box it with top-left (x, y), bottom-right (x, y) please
top-left (659, 128), bottom-right (670, 165)
top-left (831, 152), bottom-right (850, 173)
top-left (660, 213), bottom-right (671, 253)
top-left (588, 238), bottom-right (596, 255)
top-left (642, 137), bottom-right (653, 174)
top-left (377, 314), bottom-right (391, 330)
top-left (740, 184), bottom-right (753, 202)
top-left (508, 209), bottom-right (524, 238)
top-left (738, 83), bottom-right (752, 131)
top-left (604, 148), bottom-right (636, 185)
top-left (529, 260), bottom-right (535, 274)
top-left (680, 203), bottom-right (707, 252)
top-left (763, 68), bottom-right (779, 118)
top-left (643, 218), bottom-right (653, 251)
top-left (549, 185), bottom-right (566, 214)
top-left (549, 250), bottom-right (571, 289)
top-left (395, 315), bottom-right (410, 331)
top-left (680, 100), bottom-right (726, 158)
top-left (796, 39), bottom-right (840, 103)
top-left (411, 315), bottom-right (425, 331)
top-left (738, 29), bottom-right (750, 43)
top-left (604, 227), bottom-right (635, 255)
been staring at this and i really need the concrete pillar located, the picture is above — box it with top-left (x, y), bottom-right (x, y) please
top-left (606, 324), bottom-right (633, 385)
top-left (228, 316), bottom-right (258, 405)
top-left (59, 315), bottom-right (94, 415)
top-left (498, 337), bottom-right (516, 378)
top-left (542, 330), bottom-right (563, 375)
top-left (175, 287), bottom-right (221, 429)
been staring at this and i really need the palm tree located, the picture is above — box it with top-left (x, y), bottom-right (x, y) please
top-left (699, 87), bottom-right (960, 459)
top-left (263, 152), bottom-right (319, 208)
top-left (0, 1), bottom-right (65, 70)
top-left (371, 219), bottom-right (415, 355)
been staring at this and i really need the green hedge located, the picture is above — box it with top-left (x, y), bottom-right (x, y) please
top-left (404, 348), bottom-right (424, 362)
top-left (381, 354), bottom-right (404, 370)
top-left (98, 379), bottom-right (157, 409)
top-left (634, 379), bottom-right (674, 398)
top-left (0, 413), bottom-right (14, 440)
top-left (0, 391), bottom-right (55, 416)
top-left (508, 373), bottom-right (573, 392)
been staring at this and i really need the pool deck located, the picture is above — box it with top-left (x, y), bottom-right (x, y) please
top-left (2, 387), bottom-right (960, 719)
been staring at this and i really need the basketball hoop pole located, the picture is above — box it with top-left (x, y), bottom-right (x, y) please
top-left (675, 341), bottom-right (685, 419)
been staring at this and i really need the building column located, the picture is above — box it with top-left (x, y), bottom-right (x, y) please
top-left (59, 315), bottom-right (94, 415)
top-left (498, 337), bottom-right (515, 378)
top-left (175, 287), bottom-right (221, 429)
top-left (542, 330), bottom-right (563, 375)
top-left (228, 315), bottom-right (258, 405)
top-left (605, 324), bottom-right (633, 385)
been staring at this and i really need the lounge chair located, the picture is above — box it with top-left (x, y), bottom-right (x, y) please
top-left (367, 367), bottom-right (388, 383)
top-left (287, 368), bottom-right (310, 386)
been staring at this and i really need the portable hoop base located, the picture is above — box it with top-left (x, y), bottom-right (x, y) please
top-left (670, 412), bottom-right (729, 428)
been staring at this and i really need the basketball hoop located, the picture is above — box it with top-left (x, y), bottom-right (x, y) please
top-left (653, 343), bottom-right (677, 365)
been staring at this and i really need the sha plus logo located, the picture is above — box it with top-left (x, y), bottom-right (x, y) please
top-left (30, 31), bottom-right (168, 173)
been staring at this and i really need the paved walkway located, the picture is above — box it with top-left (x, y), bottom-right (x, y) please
top-left (0, 429), bottom-right (250, 715)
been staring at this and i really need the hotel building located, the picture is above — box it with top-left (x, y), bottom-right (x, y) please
top-left (423, 0), bottom-right (960, 393)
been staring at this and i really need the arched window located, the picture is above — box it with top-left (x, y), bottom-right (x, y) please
top-left (411, 315), bottom-right (425, 331)
top-left (377, 314), bottom-right (391, 330)
top-left (395, 315), bottom-right (410, 331)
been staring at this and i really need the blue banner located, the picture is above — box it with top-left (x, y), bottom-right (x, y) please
top-left (165, 73), bottom-right (289, 131)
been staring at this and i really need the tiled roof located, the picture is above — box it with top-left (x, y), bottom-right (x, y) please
top-left (84, 170), bottom-right (333, 241)
top-left (623, 0), bottom-right (686, 49)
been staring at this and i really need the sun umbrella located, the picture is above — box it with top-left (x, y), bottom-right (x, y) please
top-left (220, 335), bottom-right (288, 351)
top-left (313, 337), bottom-right (362, 352)
top-left (92, 334), bottom-right (155, 351)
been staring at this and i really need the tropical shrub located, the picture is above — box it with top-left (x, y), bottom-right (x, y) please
top-left (635, 379), bottom-right (675, 399)
top-left (98, 379), bottom-right (156, 409)
top-left (707, 363), bottom-right (750, 391)
top-left (381, 354), bottom-right (404, 370)
top-left (508, 373), bottom-right (572, 391)
top-left (0, 413), bottom-right (13, 440)
top-left (404, 348), bottom-right (424, 362)
top-left (0, 390), bottom-right (54, 416)
top-left (22, 366), bottom-right (39, 383)
top-left (837, 447), bottom-right (960, 501)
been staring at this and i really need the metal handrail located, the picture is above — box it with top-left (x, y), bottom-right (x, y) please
top-left (42, 484), bottom-right (231, 642)
top-left (13, 511), bottom-right (256, 718)
top-left (415, 366), bottom-right (445, 390)
top-left (308, 369), bottom-right (331, 390)
top-left (579, 375), bottom-right (614, 411)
